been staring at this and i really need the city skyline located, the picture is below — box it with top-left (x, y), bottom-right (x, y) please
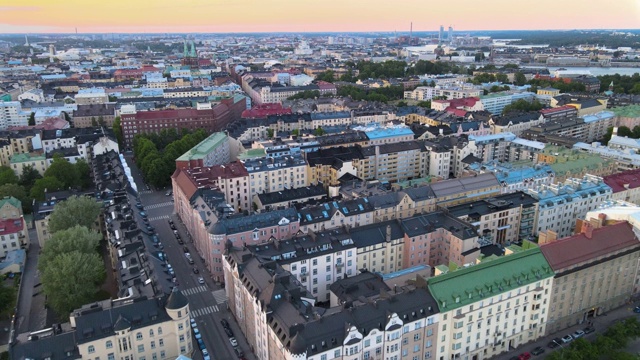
top-left (1, 0), bottom-right (640, 34)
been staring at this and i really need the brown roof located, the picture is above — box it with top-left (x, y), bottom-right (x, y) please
top-left (540, 222), bottom-right (640, 271)
top-left (171, 169), bottom-right (198, 200)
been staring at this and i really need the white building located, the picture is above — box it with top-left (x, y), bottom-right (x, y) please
top-left (18, 88), bottom-right (45, 103)
top-left (0, 101), bottom-right (29, 130)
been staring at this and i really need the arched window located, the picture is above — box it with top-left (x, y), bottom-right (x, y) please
top-left (158, 327), bottom-right (163, 335)
top-left (106, 340), bottom-right (113, 349)
top-left (88, 345), bottom-right (95, 354)
top-left (136, 332), bottom-right (143, 340)
top-left (149, 329), bottom-right (154, 337)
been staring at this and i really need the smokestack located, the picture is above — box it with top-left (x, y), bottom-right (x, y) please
top-left (410, 22), bottom-right (413, 40)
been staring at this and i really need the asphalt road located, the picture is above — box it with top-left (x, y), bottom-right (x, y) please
top-left (125, 155), bottom-right (254, 360)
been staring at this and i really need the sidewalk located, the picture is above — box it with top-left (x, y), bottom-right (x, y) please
top-left (492, 303), bottom-right (639, 360)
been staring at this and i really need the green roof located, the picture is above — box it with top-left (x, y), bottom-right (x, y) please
top-left (176, 132), bottom-right (228, 162)
top-left (611, 105), bottom-right (640, 119)
top-left (0, 196), bottom-right (22, 210)
top-left (542, 145), bottom-right (614, 174)
top-left (10, 153), bottom-right (46, 163)
top-left (237, 148), bottom-right (266, 160)
top-left (428, 248), bottom-right (553, 311)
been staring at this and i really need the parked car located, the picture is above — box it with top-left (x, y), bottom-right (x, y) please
top-left (234, 347), bottom-right (244, 359)
top-left (193, 267), bottom-right (199, 274)
top-left (190, 317), bottom-right (196, 326)
top-left (518, 352), bottom-right (531, 360)
top-left (165, 190), bottom-right (172, 196)
top-left (198, 277), bottom-right (205, 285)
top-left (197, 338), bottom-right (205, 350)
top-left (229, 337), bottom-right (238, 347)
top-left (561, 334), bottom-right (573, 343)
top-left (183, 246), bottom-right (189, 253)
top-left (634, 306), bottom-right (640, 313)
top-left (572, 329), bottom-right (585, 339)
top-left (531, 346), bottom-right (545, 355)
top-left (583, 326), bottom-right (595, 334)
top-left (547, 338), bottom-right (562, 348)
top-left (221, 319), bottom-right (230, 329)
top-left (135, 203), bottom-right (143, 209)
top-left (202, 349), bottom-right (210, 360)
top-left (139, 211), bottom-right (147, 217)
top-left (224, 327), bottom-right (234, 338)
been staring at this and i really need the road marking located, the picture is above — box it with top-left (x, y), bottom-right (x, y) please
top-left (212, 289), bottom-right (228, 304)
top-left (192, 305), bottom-right (219, 317)
top-left (182, 286), bottom-right (208, 296)
top-left (138, 190), bottom-right (153, 194)
top-left (145, 201), bottom-right (174, 210)
top-left (149, 215), bottom-right (170, 222)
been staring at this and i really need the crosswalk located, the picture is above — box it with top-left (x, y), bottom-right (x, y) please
top-left (138, 190), bottom-right (153, 194)
top-left (212, 289), bottom-right (228, 304)
top-left (182, 286), bottom-right (208, 296)
top-left (191, 305), bottom-right (220, 317)
top-left (149, 215), bottom-right (171, 222)
top-left (146, 201), bottom-right (174, 210)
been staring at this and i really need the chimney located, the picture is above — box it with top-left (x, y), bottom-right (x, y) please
top-left (538, 229), bottom-right (557, 245)
top-left (597, 213), bottom-right (607, 228)
top-left (581, 221), bottom-right (595, 239)
top-left (386, 225), bottom-right (392, 243)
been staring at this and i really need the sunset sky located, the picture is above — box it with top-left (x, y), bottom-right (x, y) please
top-left (1, 0), bottom-right (639, 33)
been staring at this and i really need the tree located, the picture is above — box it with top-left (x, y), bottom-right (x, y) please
top-left (0, 184), bottom-right (31, 214)
top-left (266, 128), bottom-right (274, 138)
top-left (495, 74), bottom-right (509, 84)
top-left (315, 70), bottom-right (335, 82)
top-left (514, 72), bottom-right (527, 86)
top-left (30, 177), bottom-right (64, 201)
top-left (502, 99), bottom-right (543, 115)
top-left (91, 117), bottom-right (98, 127)
top-left (112, 116), bottom-right (123, 148)
top-left (39, 225), bottom-right (101, 270)
top-left (291, 129), bottom-right (300, 136)
top-left (28, 112), bottom-right (35, 126)
top-left (97, 116), bottom-right (105, 126)
top-left (314, 127), bottom-right (326, 136)
top-left (0, 284), bottom-right (16, 316)
top-left (44, 155), bottom-right (78, 188)
top-left (0, 166), bottom-right (19, 185)
top-left (74, 159), bottom-right (91, 189)
top-left (19, 165), bottom-right (42, 189)
top-left (47, 195), bottom-right (102, 234)
top-left (40, 251), bottom-right (105, 315)
top-left (61, 111), bottom-right (71, 121)
top-left (397, 101), bottom-right (408, 107)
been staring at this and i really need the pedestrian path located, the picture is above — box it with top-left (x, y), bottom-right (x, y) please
top-left (191, 305), bottom-right (220, 317)
top-left (149, 215), bottom-right (171, 222)
top-left (145, 201), bottom-right (174, 210)
top-left (182, 285), bottom-right (208, 296)
top-left (138, 190), bottom-right (153, 194)
top-left (212, 289), bottom-right (228, 304)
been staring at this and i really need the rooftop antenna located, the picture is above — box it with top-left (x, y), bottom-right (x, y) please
top-left (410, 22), bottom-right (413, 40)
top-left (75, 27), bottom-right (78, 34)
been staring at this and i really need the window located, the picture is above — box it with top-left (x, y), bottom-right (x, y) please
top-left (158, 327), bottom-right (163, 335)
top-left (150, 329), bottom-right (154, 337)
top-left (88, 346), bottom-right (95, 354)
top-left (159, 339), bottom-right (164, 347)
top-left (136, 332), bottom-right (143, 340)
top-left (107, 354), bottom-right (114, 360)
top-left (178, 323), bottom-right (184, 331)
top-left (321, 355), bottom-right (327, 360)
top-left (179, 334), bottom-right (185, 342)
top-left (138, 345), bottom-right (145, 353)
top-left (160, 351), bottom-right (166, 359)
top-left (106, 341), bottom-right (113, 349)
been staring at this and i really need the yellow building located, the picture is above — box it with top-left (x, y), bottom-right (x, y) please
top-left (537, 87), bottom-right (560, 96)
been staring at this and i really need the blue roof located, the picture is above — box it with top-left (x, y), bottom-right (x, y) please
top-left (582, 111), bottom-right (615, 123)
top-left (365, 126), bottom-right (415, 140)
top-left (310, 111), bottom-right (350, 120)
top-left (0, 249), bottom-right (26, 273)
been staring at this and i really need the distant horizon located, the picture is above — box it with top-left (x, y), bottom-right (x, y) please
top-left (2, 0), bottom-right (639, 34)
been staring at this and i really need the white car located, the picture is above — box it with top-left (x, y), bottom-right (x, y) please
top-left (198, 277), bottom-right (205, 285)
top-left (229, 337), bottom-right (238, 347)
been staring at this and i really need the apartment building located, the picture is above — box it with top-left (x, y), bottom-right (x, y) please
top-left (527, 175), bottom-right (612, 238)
top-left (465, 161), bottom-right (555, 195)
top-left (479, 92), bottom-right (534, 115)
top-left (431, 173), bottom-right (501, 207)
top-left (448, 191), bottom-right (539, 245)
top-left (72, 103), bottom-right (117, 128)
top-left (603, 168), bottom-right (640, 205)
top-left (253, 185), bottom-right (326, 211)
top-left (400, 211), bottom-right (480, 268)
top-left (404, 86), bottom-right (482, 101)
top-left (74, 88), bottom-right (109, 105)
top-left (350, 221), bottom-right (405, 275)
top-left (175, 132), bottom-right (234, 170)
top-left (12, 289), bottom-right (194, 360)
top-left (0, 101), bottom-right (29, 130)
top-left (244, 154), bottom-right (309, 196)
top-left (223, 247), bottom-right (440, 360)
top-left (359, 141), bottom-right (426, 183)
top-left (488, 112), bottom-right (545, 137)
top-left (243, 227), bottom-right (357, 302)
top-left (428, 247), bottom-right (554, 360)
top-left (551, 95), bottom-right (608, 117)
top-left (9, 152), bottom-right (47, 176)
top-left (540, 220), bottom-right (640, 334)
top-left (537, 145), bottom-right (617, 183)
top-left (306, 146), bottom-right (364, 188)
top-left (0, 196), bottom-right (28, 258)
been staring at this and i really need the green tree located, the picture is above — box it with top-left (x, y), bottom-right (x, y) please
top-left (495, 74), bottom-right (509, 83)
top-left (266, 128), bottom-right (274, 138)
top-left (44, 155), bottom-right (78, 188)
top-left (97, 116), bottom-right (105, 126)
top-left (0, 184), bottom-right (31, 214)
top-left (19, 165), bottom-right (42, 189)
top-left (61, 111), bottom-right (71, 121)
top-left (315, 70), bottom-right (335, 82)
top-left (502, 99), bottom-right (543, 115)
top-left (40, 251), bottom-right (105, 315)
top-left (514, 72), bottom-right (527, 86)
top-left (0, 284), bottom-right (16, 316)
top-left (91, 117), bottom-right (98, 127)
top-left (314, 127), bottom-right (326, 136)
top-left (397, 101), bottom-right (408, 107)
top-left (30, 177), bottom-right (64, 201)
top-left (74, 159), bottom-right (91, 189)
top-left (39, 225), bottom-right (101, 270)
top-left (291, 129), bottom-right (300, 136)
top-left (47, 195), bottom-right (101, 234)
top-left (28, 112), bottom-right (35, 126)
top-left (416, 101), bottom-right (431, 108)
top-left (112, 116), bottom-right (123, 148)
top-left (0, 166), bottom-right (19, 185)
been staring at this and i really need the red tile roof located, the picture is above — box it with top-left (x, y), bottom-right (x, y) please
top-left (603, 169), bottom-right (640, 193)
top-left (242, 103), bottom-right (292, 118)
top-left (540, 222), bottom-right (640, 271)
top-left (0, 217), bottom-right (24, 236)
top-left (171, 169), bottom-right (198, 200)
top-left (540, 105), bottom-right (577, 114)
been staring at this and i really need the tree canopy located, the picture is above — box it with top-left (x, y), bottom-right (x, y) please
top-left (112, 116), bottom-right (123, 148)
top-left (44, 155), bottom-right (78, 188)
top-left (39, 225), bottom-right (102, 270)
top-left (19, 165), bottom-right (42, 189)
top-left (30, 177), bottom-right (64, 201)
top-left (0, 184), bottom-right (31, 213)
top-left (597, 73), bottom-right (640, 94)
top-left (502, 99), bottom-right (543, 115)
top-left (47, 195), bottom-right (102, 234)
top-left (314, 70), bottom-right (336, 82)
top-left (0, 166), bottom-right (19, 185)
top-left (40, 251), bottom-right (105, 315)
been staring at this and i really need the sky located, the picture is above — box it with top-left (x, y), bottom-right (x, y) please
top-left (1, 0), bottom-right (639, 34)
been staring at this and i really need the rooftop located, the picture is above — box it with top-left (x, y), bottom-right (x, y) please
top-left (611, 104), bottom-right (640, 119)
top-left (428, 247), bottom-right (553, 311)
top-left (603, 169), bottom-right (640, 193)
top-left (447, 191), bottom-right (538, 219)
top-left (176, 132), bottom-right (228, 162)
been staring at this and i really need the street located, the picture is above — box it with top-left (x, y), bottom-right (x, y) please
top-left (126, 155), bottom-right (255, 360)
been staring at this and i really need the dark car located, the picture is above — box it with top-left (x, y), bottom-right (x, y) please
top-left (221, 319), bottom-right (230, 329)
top-left (183, 246), bottom-right (189, 253)
top-left (135, 203), bottom-right (143, 209)
top-left (583, 326), bottom-right (595, 334)
top-left (171, 224), bottom-right (177, 230)
top-left (178, 239), bottom-right (184, 245)
top-left (224, 327), bottom-right (234, 338)
top-left (193, 268), bottom-right (199, 274)
top-left (234, 348), bottom-right (244, 359)
top-left (518, 352), bottom-right (531, 360)
top-left (547, 338), bottom-right (562, 348)
top-left (531, 347), bottom-right (545, 356)
top-left (634, 306), bottom-right (640, 313)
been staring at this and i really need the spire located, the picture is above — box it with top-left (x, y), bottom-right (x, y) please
top-left (190, 41), bottom-right (196, 58)
top-left (183, 40), bottom-right (188, 58)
